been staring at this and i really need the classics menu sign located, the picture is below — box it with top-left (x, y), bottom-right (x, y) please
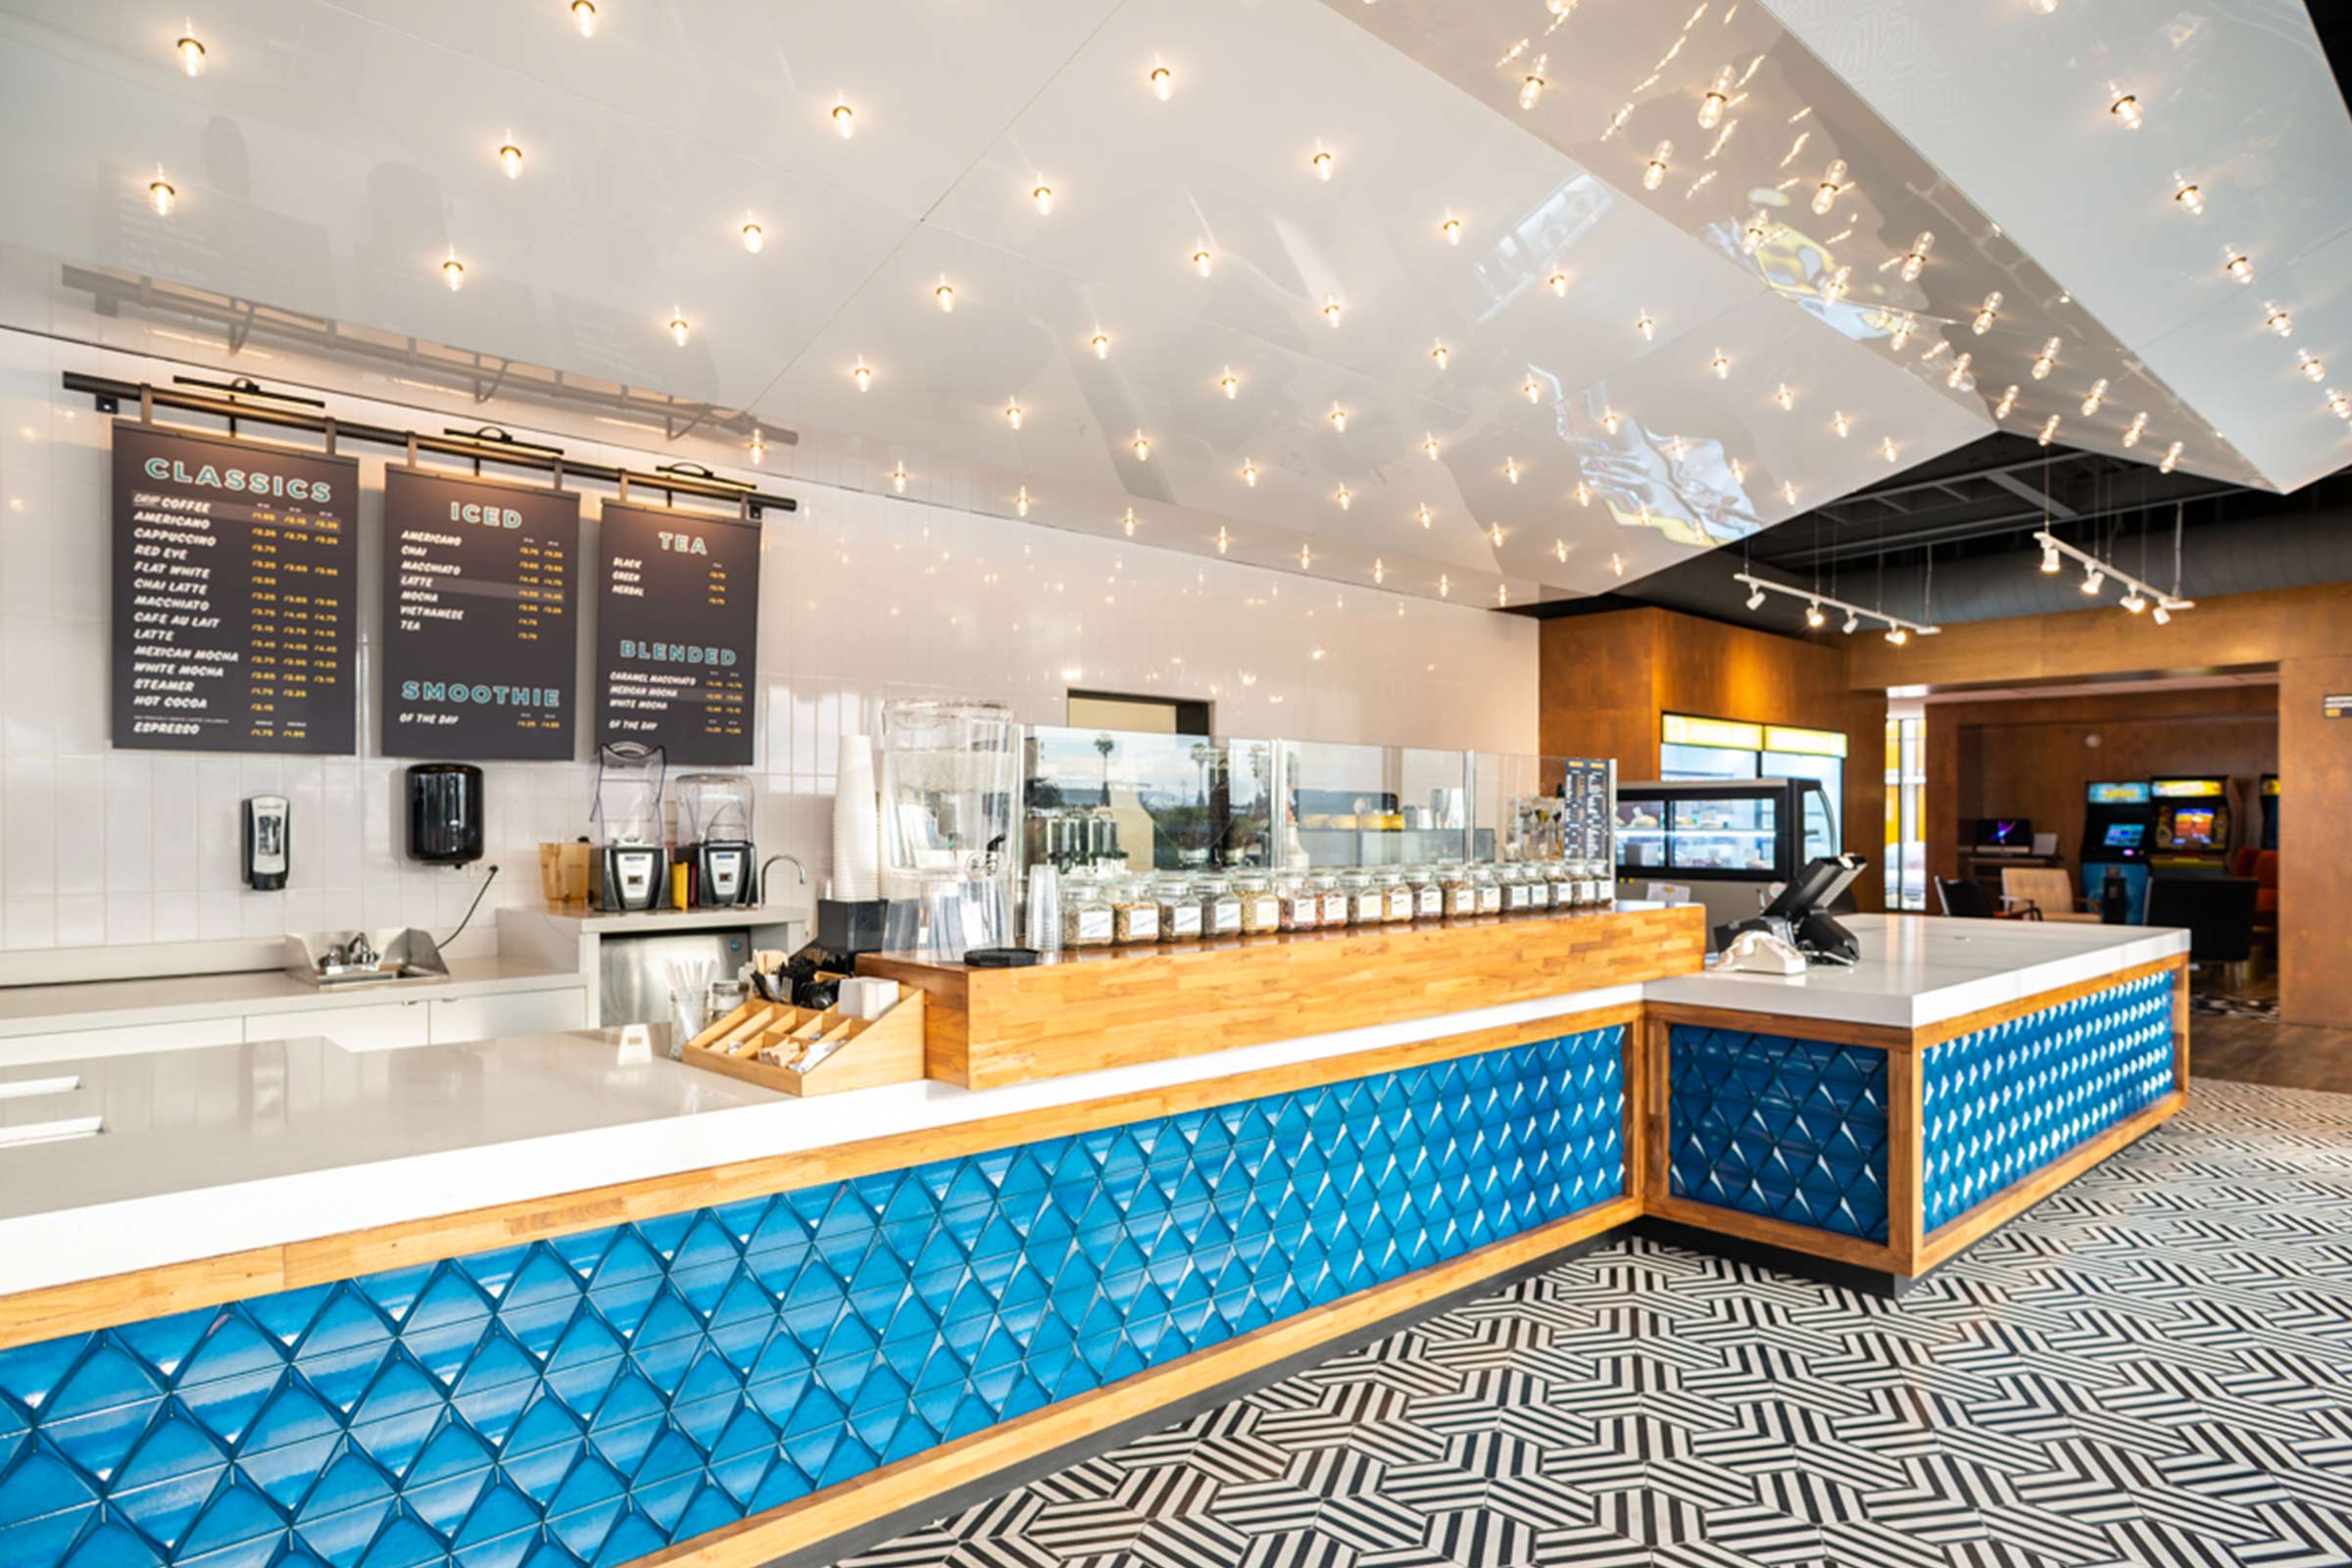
top-left (110, 423), bottom-right (359, 754)
top-left (378, 467), bottom-right (578, 759)
top-left (591, 502), bottom-right (759, 764)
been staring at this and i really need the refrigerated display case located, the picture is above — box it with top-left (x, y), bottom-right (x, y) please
top-left (1616, 776), bottom-right (1840, 931)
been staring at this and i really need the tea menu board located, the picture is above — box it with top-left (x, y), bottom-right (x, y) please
top-left (109, 422), bottom-right (359, 754)
top-left (378, 466), bottom-right (579, 760)
top-left (591, 501), bottom-right (759, 765)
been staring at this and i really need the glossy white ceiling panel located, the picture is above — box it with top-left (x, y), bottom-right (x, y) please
top-left (1760, 0), bottom-right (2352, 491)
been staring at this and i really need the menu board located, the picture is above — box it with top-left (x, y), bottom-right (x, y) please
top-left (592, 502), bottom-right (759, 764)
top-left (110, 423), bottom-right (358, 754)
top-left (378, 466), bottom-right (578, 759)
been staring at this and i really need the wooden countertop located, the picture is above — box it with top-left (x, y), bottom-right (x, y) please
top-left (862, 904), bottom-right (1706, 1090)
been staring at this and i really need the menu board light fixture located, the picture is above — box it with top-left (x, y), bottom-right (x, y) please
top-left (65, 370), bottom-right (800, 520)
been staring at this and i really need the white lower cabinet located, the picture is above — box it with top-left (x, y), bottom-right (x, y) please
top-left (427, 988), bottom-right (586, 1045)
top-left (248, 1001), bottom-right (431, 1052)
top-left (0, 1016), bottom-right (245, 1067)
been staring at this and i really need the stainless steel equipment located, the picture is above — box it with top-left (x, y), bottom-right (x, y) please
top-left (282, 928), bottom-right (452, 988)
top-left (598, 927), bottom-right (753, 1027)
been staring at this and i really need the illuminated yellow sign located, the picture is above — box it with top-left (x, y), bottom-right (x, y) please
top-left (2263, 776), bottom-right (2280, 796)
top-left (2151, 778), bottom-right (2225, 799)
top-left (1662, 713), bottom-right (1763, 751)
top-left (1764, 724), bottom-right (1848, 760)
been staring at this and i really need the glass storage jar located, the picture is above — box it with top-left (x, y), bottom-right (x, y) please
top-left (1236, 873), bottom-right (1281, 934)
top-left (1111, 876), bottom-right (1160, 945)
top-left (1381, 868), bottom-right (1414, 922)
top-left (1198, 875), bottom-right (1243, 938)
top-left (1317, 873), bottom-right (1350, 927)
top-left (1500, 864), bottom-right (1535, 913)
top-left (1546, 860), bottom-right (1576, 909)
top-left (1474, 864), bottom-right (1504, 915)
top-left (1277, 874), bottom-right (1321, 931)
top-left (1342, 871), bottom-right (1382, 925)
top-left (1440, 864), bottom-right (1478, 919)
top-left (1154, 874), bottom-right (1201, 942)
top-left (1061, 875), bottom-right (1114, 948)
top-left (1408, 864), bottom-right (1445, 920)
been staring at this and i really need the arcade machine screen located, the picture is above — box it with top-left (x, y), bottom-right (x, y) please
top-left (2082, 779), bottom-right (2156, 923)
top-left (2169, 808), bottom-right (2217, 848)
top-left (2150, 776), bottom-right (2232, 877)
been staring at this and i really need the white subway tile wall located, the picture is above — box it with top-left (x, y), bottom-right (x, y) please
top-left (0, 329), bottom-right (1537, 954)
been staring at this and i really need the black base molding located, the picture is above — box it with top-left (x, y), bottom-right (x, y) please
top-left (1633, 1215), bottom-right (1920, 1298)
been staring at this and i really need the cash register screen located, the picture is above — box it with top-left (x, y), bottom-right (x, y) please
top-left (2103, 823), bottom-right (2146, 849)
top-left (2170, 808), bottom-right (2217, 847)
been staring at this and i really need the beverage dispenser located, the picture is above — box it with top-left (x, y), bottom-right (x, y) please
top-left (880, 698), bottom-right (1017, 958)
top-left (675, 772), bottom-right (757, 907)
top-left (590, 741), bottom-right (668, 912)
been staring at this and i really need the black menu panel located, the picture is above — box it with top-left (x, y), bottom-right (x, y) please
top-left (110, 423), bottom-right (358, 754)
top-left (379, 466), bottom-right (579, 760)
top-left (592, 502), bottom-right (759, 765)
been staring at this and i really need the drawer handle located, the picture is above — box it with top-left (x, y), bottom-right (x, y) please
top-left (0, 1115), bottom-right (102, 1150)
top-left (0, 1075), bottom-right (80, 1102)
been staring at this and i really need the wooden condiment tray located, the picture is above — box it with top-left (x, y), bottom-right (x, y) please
top-left (679, 990), bottom-right (925, 1097)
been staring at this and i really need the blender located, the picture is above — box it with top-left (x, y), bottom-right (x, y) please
top-left (880, 698), bottom-right (1017, 958)
top-left (591, 741), bottom-right (669, 912)
top-left (675, 772), bottom-right (757, 907)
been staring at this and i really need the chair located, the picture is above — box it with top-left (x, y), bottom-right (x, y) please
top-left (2251, 851), bottom-right (2279, 953)
top-left (1936, 876), bottom-right (2038, 919)
top-left (2147, 876), bottom-right (2258, 985)
top-left (2001, 865), bottom-right (2102, 923)
top-left (2230, 846), bottom-right (2263, 878)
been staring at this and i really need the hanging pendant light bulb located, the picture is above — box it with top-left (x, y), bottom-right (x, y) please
top-left (1946, 352), bottom-right (1973, 389)
top-left (1015, 485), bottom-right (1030, 516)
top-left (1123, 508), bottom-right (1137, 536)
top-left (748, 429), bottom-right (765, 465)
top-left (1519, 66), bottom-right (1547, 110)
top-left (1575, 482), bottom-right (1591, 508)
top-left (1416, 503), bottom-right (1433, 528)
top-left (1972, 290), bottom-right (2001, 335)
top-left (1741, 212), bottom-right (1770, 256)
top-left (1504, 457), bottom-right (1520, 484)
top-left (1642, 140), bottom-right (1672, 191)
top-left (1422, 432), bottom-right (1440, 460)
top-left (852, 359), bottom-right (872, 392)
top-left (1901, 231), bottom-right (1934, 282)
top-left (1832, 411), bottom-right (1850, 438)
top-left (1601, 407), bottom-right (1621, 435)
top-left (1131, 430), bottom-right (1150, 461)
top-left (2174, 179), bottom-right (2204, 216)
top-left (1812, 158), bottom-right (1846, 216)
top-left (831, 100), bottom-right (855, 137)
top-left (1335, 484), bottom-right (1350, 510)
top-left (2123, 411), bottom-right (2148, 446)
top-left (1311, 144), bottom-right (1333, 181)
top-left (1440, 213), bottom-right (1463, 245)
top-left (499, 141), bottom-right (524, 179)
top-left (2109, 89), bottom-right (2143, 130)
top-left (2223, 245), bottom-right (2253, 284)
top-left (1995, 384), bottom-right (2020, 418)
top-left (2160, 441), bottom-right (2182, 473)
top-left (1819, 266), bottom-right (1850, 305)
top-left (1192, 245), bottom-right (1212, 276)
top-left (2266, 303), bottom-right (2293, 337)
top-left (891, 462), bottom-right (908, 493)
top-left (1522, 374), bottom-right (1542, 404)
top-left (2032, 336), bottom-right (2060, 379)
top-left (1547, 269), bottom-right (1569, 297)
top-left (2081, 378), bottom-right (2109, 417)
top-left (442, 256), bottom-right (466, 291)
top-left (1775, 383), bottom-right (1794, 412)
top-left (2300, 350), bottom-right (2327, 383)
top-left (1240, 459), bottom-right (1257, 487)
top-left (1149, 60), bottom-right (1172, 100)
top-left (1032, 180), bottom-right (1054, 217)
top-left (934, 277), bottom-right (956, 312)
top-left (1786, 481), bottom-right (1800, 506)
top-left (1090, 329), bottom-right (1109, 360)
top-left (1219, 368), bottom-right (1238, 399)
top-left (1698, 65), bottom-right (1734, 129)
top-left (2039, 413), bottom-right (2062, 445)
top-left (176, 33), bottom-right (207, 75)
top-left (148, 177), bottom-right (175, 217)
top-left (1329, 404), bottom-right (1348, 433)
top-left (1635, 309), bottom-right (1655, 341)
top-left (1709, 348), bottom-right (1730, 379)
top-left (667, 312), bottom-right (689, 347)
top-left (1004, 399), bottom-right (1023, 429)
top-left (1431, 340), bottom-right (1449, 369)
top-left (1323, 295), bottom-right (1342, 327)
top-left (571, 0), bottom-right (596, 37)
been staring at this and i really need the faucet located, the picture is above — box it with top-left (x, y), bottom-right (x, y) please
top-left (760, 853), bottom-right (808, 908)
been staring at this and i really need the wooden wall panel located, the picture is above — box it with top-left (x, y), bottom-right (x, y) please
top-left (1538, 609), bottom-right (1886, 911)
top-left (2279, 655), bottom-right (2352, 1027)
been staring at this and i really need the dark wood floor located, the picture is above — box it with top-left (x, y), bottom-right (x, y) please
top-left (2188, 968), bottom-right (2352, 1094)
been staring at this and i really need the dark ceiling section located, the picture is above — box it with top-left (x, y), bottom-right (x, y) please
top-left (1541, 426), bottom-right (2352, 631)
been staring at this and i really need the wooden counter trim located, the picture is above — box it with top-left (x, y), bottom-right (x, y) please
top-left (0, 1002), bottom-right (1641, 1350)
top-left (1642, 1000), bottom-right (1916, 1054)
top-left (1912, 1089), bottom-right (2186, 1274)
top-left (1911, 954), bottom-right (2187, 1050)
top-left (632, 1195), bottom-right (1640, 1568)
top-left (1642, 1193), bottom-right (1905, 1274)
top-left (865, 906), bottom-right (1704, 1090)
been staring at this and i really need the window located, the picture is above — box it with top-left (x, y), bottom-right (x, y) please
top-left (1885, 715), bottom-right (1927, 909)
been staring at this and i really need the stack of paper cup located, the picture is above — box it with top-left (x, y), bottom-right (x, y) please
top-left (833, 734), bottom-right (882, 901)
top-left (1025, 863), bottom-right (1061, 953)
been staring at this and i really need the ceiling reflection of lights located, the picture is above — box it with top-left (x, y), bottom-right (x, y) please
top-left (2161, 442), bottom-right (2183, 473)
top-left (852, 359), bottom-right (872, 392)
top-left (2081, 378), bottom-right (2108, 416)
top-left (2224, 246), bottom-right (2254, 284)
top-left (2174, 179), bottom-right (2204, 215)
top-left (148, 178), bottom-right (175, 217)
top-left (2109, 89), bottom-right (2143, 130)
top-left (570, 1), bottom-right (596, 39)
top-left (1900, 231), bottom-right (1933, 281)
top-left (740, 220), bottom-right (763, 254)
top-left (1995, 384), bottom-right (2020, 417)
top-left (2123, 411), bottom-right (2147, 445)
top-left (1812, 158), bottom-right (1846, 216)
top-left (499, 141), bottom-right (523, 178)
top-left (2038, 413), bottom-right (2061, 445)
top-left (441, 256), bottom-right (466, 291)
top-left (831, 101), bottom-right (854, 137)
top-left (1149, 60), bottom-right (1172, 100)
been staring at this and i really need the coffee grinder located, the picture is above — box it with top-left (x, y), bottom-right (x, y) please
top-left (590, 741), bottom-right (669, 912)
top-left (675, 772), bottom-right (757, 907)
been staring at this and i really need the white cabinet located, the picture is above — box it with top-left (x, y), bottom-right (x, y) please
top-left (248, 1001), bottom-right (431, 1053)
top-left (0, 1016), bottom-right (245, 1067)
top-left (428, 988), bottom-right (586, 1046)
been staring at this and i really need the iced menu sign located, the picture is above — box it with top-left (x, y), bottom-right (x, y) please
top-left (592, 501), bottom-right (759, 764)
top-left (378, 466), bottom-right (579, 759)
top-left (110, 423), bottom-right (358, 754)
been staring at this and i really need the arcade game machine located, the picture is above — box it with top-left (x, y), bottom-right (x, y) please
top-left (2148, 776), bottom-right (2233, 878)
top-left (2080, 780), bottom-right (2155, 923)
top-left (2260, 773), bottom-right (2279, 851)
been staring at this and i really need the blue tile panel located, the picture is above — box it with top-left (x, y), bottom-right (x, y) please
top-left (1921, 970), bottom-right (2176, 1232)
top-left (1666, 1026), bottom-right (1891, 1243)
top-left (0, 1026), bottom-right (1625, 1568)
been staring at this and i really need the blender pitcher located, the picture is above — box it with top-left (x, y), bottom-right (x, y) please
top-left (880, 698), bottom-right (1016, 958)
top-left (591, 741), bottom-right (669, 911)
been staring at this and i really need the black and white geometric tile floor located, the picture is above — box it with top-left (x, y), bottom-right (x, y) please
top-left (834, 1080), bottom-right (2352, 1568)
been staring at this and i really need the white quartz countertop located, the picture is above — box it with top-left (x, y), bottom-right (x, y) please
top-left (1642, 913), bottom-right (2187, 1030)
top-left (0, 955), bottom-right (587, 1040)
top-left (0, 986), bottom-right (1645, 1298)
